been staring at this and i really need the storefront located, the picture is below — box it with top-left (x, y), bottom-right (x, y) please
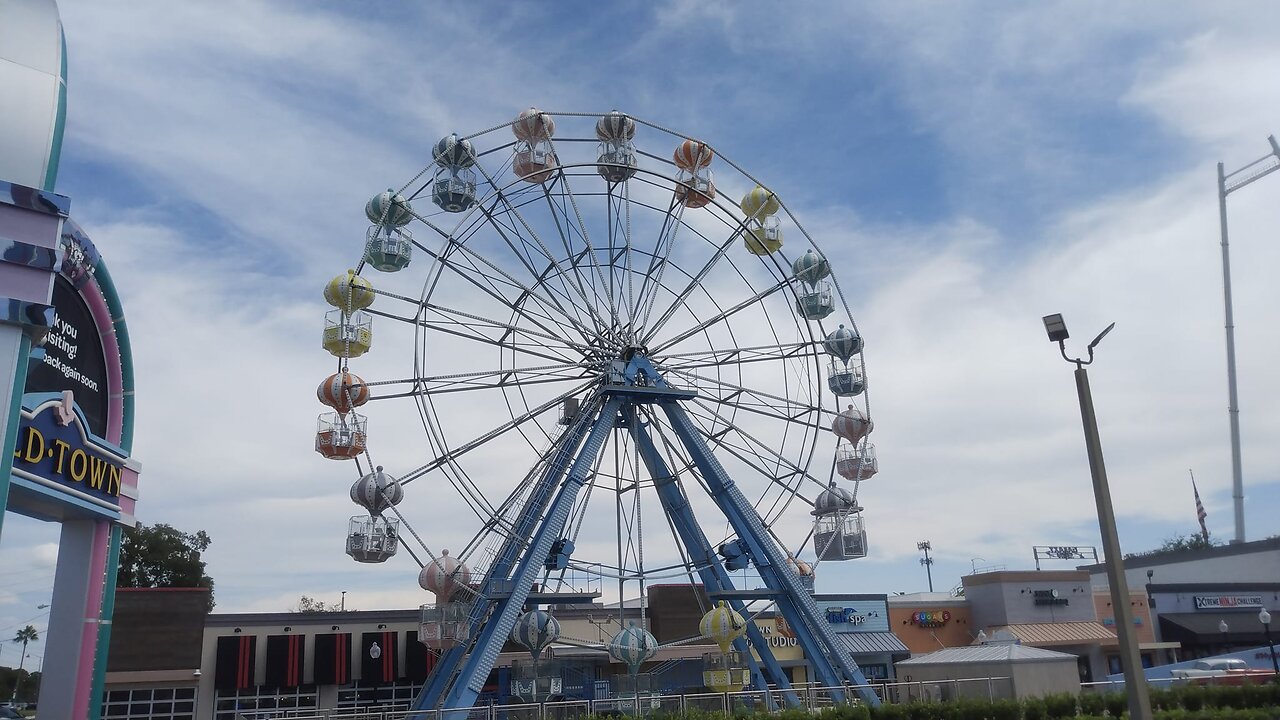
top-left (887, 593), bottom-right (973, 655)
top-left (1149, 584), bottom-right (1280, 658)
top-left (813, 594), bottom-right (910, 682)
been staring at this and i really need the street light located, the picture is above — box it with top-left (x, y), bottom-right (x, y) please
top-left (1219, 619), bottom-right (1229, 653)
top-left (1216, 134), bottom-right (1280, 544)
top-left (1260, 609), bottom-right (1279, 680)
top-left (1042, 313), bottom-right (1151, 720)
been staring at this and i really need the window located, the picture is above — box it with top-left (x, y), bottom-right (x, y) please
top-left (213, 685), bottom-right (317, 720)
top-left (336, 679), bottom-right (424, 710)
top-left (100, 686), bottom-right (197, 720)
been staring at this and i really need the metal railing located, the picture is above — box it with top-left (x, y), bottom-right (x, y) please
top-left (228, 677), bottom-right (1017, 719)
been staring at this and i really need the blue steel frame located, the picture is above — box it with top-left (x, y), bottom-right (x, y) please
top-left (413, 353), bottom-right (880, 712)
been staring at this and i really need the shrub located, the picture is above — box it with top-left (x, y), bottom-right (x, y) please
top-left (988, 698), bottom-right (1021, 720)
top-left (1102, 692), bottom-right (1127, 717)
top-left (1022, 697), bottom-right (1047, 720)
top-left (871, 703), bottom-right (908, 720)
top-left (1043, 692), bottom-right (1077, 718)
top-left (1079, 691), bottom-right (1106, 715)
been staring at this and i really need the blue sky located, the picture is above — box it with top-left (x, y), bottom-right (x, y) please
top-left (4, 0), bottom-right (1280, 663)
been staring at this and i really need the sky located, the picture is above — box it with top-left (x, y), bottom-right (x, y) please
top-left (4, 0), bottom-right (1280, 666)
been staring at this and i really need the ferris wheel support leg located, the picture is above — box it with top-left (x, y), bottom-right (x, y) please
top-left (658, 400), bottom-right (881, 708)
top-left (441, 396), bottom-right (625, 713)
top-left (629, 414), bottom-right (797, 709)
top-left (415, 399), bottom-right (603, 712)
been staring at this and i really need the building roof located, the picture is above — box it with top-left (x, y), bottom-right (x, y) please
top-left (1077, 536), bottom-right (1280, 572)
top-left (886, 592), bottom-right (967, 606)
top-left (898, 643), bottom-right (1076, 665)
top-left (837, 631), bottom-right (910, 655)
top-left (983, 622), bottom-right (1117, 647)
top-left (961, 569), bottom-right (1089, 587)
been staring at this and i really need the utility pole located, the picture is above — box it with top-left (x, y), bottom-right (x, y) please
top-left (917, 541), bottom-right (934, 592)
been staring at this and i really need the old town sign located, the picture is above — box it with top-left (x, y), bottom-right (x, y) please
top-left (10, 391), bottom-right (137, 520)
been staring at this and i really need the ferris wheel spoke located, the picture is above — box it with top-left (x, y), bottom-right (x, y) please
top-left (631, 194), bottom-right (688, 338)
top-left (682, 399), bottom-right (820, 513)
top-left (649, 278), bottom-right (791, 356)
top-left (661, 366), bottom-right (820, 424)
top-left (434, 231), bottom-right (600, 349)
top-left (639, 226), bottom-right (748, 347)
top-left (655, 340), bottom-right (823, 375)
top-left (477, 180), bottom-right (614, 338)
top-left (399, 377), bottom-right (596, 487)
top-left (415, 237), bottom-right (596, 352)
top-left (472, 201), bottom-right (599, 338)
top-left (421, 301), bottom-right (591, 358)
top-left (540, 169), bottom-right (621, 333)
top-left (365, 307), bottom-right (577, 367)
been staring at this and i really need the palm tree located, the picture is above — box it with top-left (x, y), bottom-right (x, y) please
top-left (12, 625), bottom-right (38, 673)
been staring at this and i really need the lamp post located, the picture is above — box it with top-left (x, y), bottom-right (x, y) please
top-left (918, 541), bottom-right (934, 592)
top-left (1042, 313), bottom-right (1151, 720)
top-left (1261, 609), bottom-right (1279, 680)
top-left (1216, 134), bottom-right (1280, 545)
top-left (1219, 619), bottom-right (1229, 654)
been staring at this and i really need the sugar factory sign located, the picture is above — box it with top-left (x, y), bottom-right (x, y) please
top-left (1195, 595), bottom-right (1263, 610)
top-left (908, 610), bottom-right (952, 628)
top-left (25, 275), bottom-right (109, 438)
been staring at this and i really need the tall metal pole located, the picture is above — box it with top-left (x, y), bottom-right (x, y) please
top-left (1216, 134), bottom-right (1280, 545)
top-left (1075, 366), bottom-right (1151, 720)
top-left (1217, 162), bottom-right (1245, 544)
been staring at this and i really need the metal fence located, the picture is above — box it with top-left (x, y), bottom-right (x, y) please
top-left (229, 678), bottom-right (1016, 719)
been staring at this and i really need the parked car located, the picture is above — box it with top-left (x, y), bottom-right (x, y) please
top-left (0, 706), bottom-right (23, 719)
top-left (1170, 658), bottom-right (1276, 685)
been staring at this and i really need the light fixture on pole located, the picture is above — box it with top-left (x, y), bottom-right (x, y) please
top-left (1219, 619), bottom-right (1229, 652)
top-left (1042, 313), bottom-right (1151, 720)
top-left (1216, 134), bottom-right (1280, 545)
top-left (917, 541), bottom-right (935, 592)
top-left (1259, 608), bottom-right (1279, 679)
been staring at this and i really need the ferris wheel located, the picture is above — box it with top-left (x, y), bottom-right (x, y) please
top-left (315, 109), bottom-right (881, 709)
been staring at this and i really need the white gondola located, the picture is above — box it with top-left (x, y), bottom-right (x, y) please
top-left (346, 514), bottom-right (399, 563)
top-left (433, 133), bottom-right (479, 212)
top-left (796, 281), bottom-right (835, 320)
top-left (419, 601), bottom-right (472, 650)
top-left (812, 484), bottom-right (867, 561)
top-left (512, 108), bottom-right (558, 184)
top-left (315, 412), bottom-right (367, 460)
top-left (322, 309), bottom-right (372, 359)
top-left (596, 111), bottom-right (638, 182)
top-left (827, 362), bottom-right (865, 397)
top-left (836, 443), bottom-right (878, 481)
top-left (363, 225), bottom-right (413, 272)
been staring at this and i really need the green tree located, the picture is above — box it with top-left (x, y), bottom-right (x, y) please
top-left (292, 595), bottom-right (344, 613)
top-left (1126, 531), bottom-right (1220, 559)
top-left (11, 625), bottom-right (38, 674)
top-left (118, 523), bottom-right (215, 609)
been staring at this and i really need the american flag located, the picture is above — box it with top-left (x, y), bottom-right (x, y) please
top-left (1192, 473), bottom-right (1209, 542)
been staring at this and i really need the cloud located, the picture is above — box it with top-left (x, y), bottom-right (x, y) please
top-left (24, 0), bottom-right (1279, 612)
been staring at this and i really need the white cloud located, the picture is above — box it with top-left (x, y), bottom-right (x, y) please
top-left (15, 0), bottom-right (1276, 612)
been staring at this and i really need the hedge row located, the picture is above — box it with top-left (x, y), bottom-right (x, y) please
top-left (659, 682), bottom-right (1280, 720)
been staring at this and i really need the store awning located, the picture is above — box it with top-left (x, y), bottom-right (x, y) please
top-left (986, 622), bottom-right (1117, 647)
top-left (1159, 613), bottom-right (1269, 645)
top-left (836, 631), bottom-right (910, 655)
